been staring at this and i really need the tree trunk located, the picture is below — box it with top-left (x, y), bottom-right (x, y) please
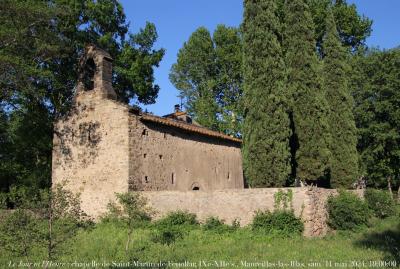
top-left (125, 228), bottom-right (132, 256)
top-left (397, 184), bottom-right (400, 204)
top-left (387, 176), bottom-right (393, 198)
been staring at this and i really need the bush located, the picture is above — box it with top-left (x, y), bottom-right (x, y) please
top-left (150, 226), bottom-right (183, 245)
top-left (251, 210), bottom-right (303, 236)
top-left (202, 216), bottom-right (236, 233)
top-left (155, 211), bottom-right (199, 228)
top-left (327, 191), bottom-right (370, 230)
top-left (364, 189), bottom-right (396, 218)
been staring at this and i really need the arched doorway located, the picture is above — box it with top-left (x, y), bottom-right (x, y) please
top-left (190, 182), bottom-right (201, 191)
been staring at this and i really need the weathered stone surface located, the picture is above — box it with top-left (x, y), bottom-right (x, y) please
top-left (141, 187), bottom-right (364, 237)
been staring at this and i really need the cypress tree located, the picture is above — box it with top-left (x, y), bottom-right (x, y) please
top-left (284, 0), bottom-right (331, 184)
top-left (323, 10), bottom-right (359, 188)
top-left (242, 0), bottom-right (291, 187)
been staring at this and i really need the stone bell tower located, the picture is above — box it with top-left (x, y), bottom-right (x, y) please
top-left (75, 45), bottom-right (117, 101)
top-left (52, 45), bottom-right (130, 218)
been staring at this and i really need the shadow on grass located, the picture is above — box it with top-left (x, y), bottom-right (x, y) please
top-left (354, 222), bottom-right (400, 263)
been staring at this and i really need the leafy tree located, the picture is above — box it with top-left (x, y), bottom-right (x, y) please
top-left (242, 0), bottom-right (291, 187)
top-left (38, 184), bottom-right (91, 260)
top-left (213, 25), bottom-right (243, 135)
top-left (322, 10), bottom-right (358, 188)
top-left (105, 192), bottom-right (152, 255)
top-left (170, 26), bottom-right (243, 132)
top-left (308, 0), bottom-right (372, 54)
top-left (352, 48), bottom-right (400, 190)
top-left (0, 184), bottom-right (87, 261)
top-left (284, 0), bottom-right (331, 184)
top-left (0, 209), bottom-right (42, 262)
top-left (0, 0), bottom-right (164, 191)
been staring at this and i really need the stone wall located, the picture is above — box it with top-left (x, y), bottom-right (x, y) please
top-left (128, 118), bottom-right (244, 192)
top-left (141, 187), bottom-right (364, 237)
top-left (52, 97), bottom-right (130, 218)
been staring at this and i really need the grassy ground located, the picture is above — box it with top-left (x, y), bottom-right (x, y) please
top-left (1, 216), bottom-right (399, 268)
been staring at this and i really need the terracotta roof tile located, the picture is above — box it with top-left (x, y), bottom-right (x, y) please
top-left (140, 114), bottom-right (242, 143)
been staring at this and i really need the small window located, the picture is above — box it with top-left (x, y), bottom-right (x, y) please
top-left (144, 176), bottom-right (148, 183)
top-left (143, 153), bottom-right (147, 158)
top-left (171, 173), bottom-right (175, 184)
top-left (159, 154), bottom-right (163, 160)
top-left (142, 129), bottom-right (148, 136)
top-left (163, 132), bottom-right (167, 139)
top-left (192, 187), bottom-right (200, 191)
top-left (227, 172), bottom-right (230, 180)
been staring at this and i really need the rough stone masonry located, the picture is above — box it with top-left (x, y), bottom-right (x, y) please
top-left (52, 45), bottom-right (361, 237)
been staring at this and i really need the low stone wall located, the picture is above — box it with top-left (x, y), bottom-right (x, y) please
top-left (141, 187), bottom-right (364, 237)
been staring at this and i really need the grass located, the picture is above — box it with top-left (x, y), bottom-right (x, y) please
top-left (1, 216), bottom-right (399, 268)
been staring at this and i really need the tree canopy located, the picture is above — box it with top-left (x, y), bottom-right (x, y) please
top-left (0, 0), bottom-right (164, 191)
top-left (170, 25), bottom-right (243, 135)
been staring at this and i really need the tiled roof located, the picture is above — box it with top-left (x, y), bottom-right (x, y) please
top-left (140, 114), bottom-right (242, 143)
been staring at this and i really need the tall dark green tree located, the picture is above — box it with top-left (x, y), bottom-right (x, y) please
top-left (284, 0), bottom-right (331, 184)
top-left (322, 10), bottom-right (358, 188)
top-left (170, 25), bottom-right (243, 134)
top-left (0, 0), bottom-right (164, 191)
top-left (242, 0), bottom-right (291, 187)
top-left (352, 48), bottom-right (400, 190)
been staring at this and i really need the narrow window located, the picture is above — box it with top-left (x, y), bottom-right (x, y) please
top-left (171, 173), bottom-right (175, 184)
top-left (159, 154), bottom-right (163, 160)
top-left (227, 172), bottom-right (230, 180)
top-left (144, 176), bottom-right (148, 183)
top-left (163, 132), bottom-right (167, 139)
top-left (142, 129), bottom-right (148, 136)
top-left (143, 153), bottom-right (147, 158)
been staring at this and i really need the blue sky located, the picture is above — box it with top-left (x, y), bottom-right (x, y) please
top-left (119, 0), bottom-right (400, 116)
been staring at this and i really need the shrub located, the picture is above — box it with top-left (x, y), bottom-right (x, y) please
top-left (202, 216), bottom-right (235, 233)
top-left (155, 211), bottom-right (199, 228)
top-left (364, 189), bottom-right (396, 218)
top-left (251, 210), bottom-right (303, 236)
top-left (150, 227), bottom-right (183, 245)
top-left (327, 191), bottom-right (370, 230)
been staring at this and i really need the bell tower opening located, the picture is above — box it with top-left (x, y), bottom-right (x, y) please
top-left (83, 58), bottom-right (96, 91)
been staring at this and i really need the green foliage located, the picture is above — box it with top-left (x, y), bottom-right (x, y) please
top-left (0, 184), bottom-right (89, 260)
top-left (322, 9), bottom-right (359, 188)
top-left (155, 211), bottom-right (199, 228)
top-left (170, 25), bottom-right (242, 135)
top-left (0, 0), bottom-right (164, 192)
top-left (274, 189), bottom-right (293, 211)
top-left (106, 192), bottom-right (152, 225)
top-left (327, 191), bottom-right (370, 230)
top-left (284, 0), bottom-right (331, 183)
top-left (151, 211), bottom-right (198, 245)
top-left (351, 48), bottom-right (400, 189)
top-left (26, 216), bottom-right (396, 265)
top-left (105, 192), bottom-right (152, 255)
top-left (202, 216), bottom-right (236, 234)
top-left (308, 0), bottom-right (372, 53)
top-left (242, 0), bottom-right (291, 187)
top-left (252, 210), bottom-right (304, 236)
top-left (150, 227), bottom-right (183, 245)
top-left (364, 189), bottom-right (396, 219)
top-left (0, 209), bottom-right (42, 259)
